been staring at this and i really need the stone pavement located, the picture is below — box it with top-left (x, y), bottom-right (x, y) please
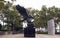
top-left (36, 34), bottom-right (60, 38)
top-left (0, 34), bottom-right (60, 38)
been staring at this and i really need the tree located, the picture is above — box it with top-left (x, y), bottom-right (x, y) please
top-left (0, 1), bottom-right (4, 10)
top-left (0, 0), bottom-right (4, 31)
top-left (26, 8), bottom-right (40, 27)
top-left (2, 1), bottom-right (22, 31)
top-left (38, 5), bottom-right (47, 28)
top-left (0, 0), bottom-right (4, 1)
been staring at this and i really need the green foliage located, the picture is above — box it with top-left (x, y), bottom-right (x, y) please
top-left (28, 5), bottom-right (60, 28)
top-left (0, 0), bottom-right (4, 1)
top-left (34, 15), bottom-right (40, 27)
top-left (37, 5), bottom-right (47, 27)
top-left (1, 1), bottom-right (22, 31)
top-left (0, 2), bottom-right (4, 10)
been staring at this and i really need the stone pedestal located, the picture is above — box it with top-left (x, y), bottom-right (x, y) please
top-left (47, 19), bottom-right (55, 35)
top-left (24, 27), bottom-right (35, 38)
top-left (24, 37), bottom-right (35, 38)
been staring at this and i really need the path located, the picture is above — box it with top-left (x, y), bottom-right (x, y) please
top-left (0, 34), bottom-right (60, 38)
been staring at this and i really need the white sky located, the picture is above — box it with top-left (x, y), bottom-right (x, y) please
top-left (5, 0), bottom-right (60, 10)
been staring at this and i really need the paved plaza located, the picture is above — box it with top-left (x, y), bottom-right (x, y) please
top-left (0, 34), bottom-right (60, 38)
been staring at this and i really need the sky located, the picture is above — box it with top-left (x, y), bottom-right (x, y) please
top-left (5, 0), bottom-right (60, 10)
